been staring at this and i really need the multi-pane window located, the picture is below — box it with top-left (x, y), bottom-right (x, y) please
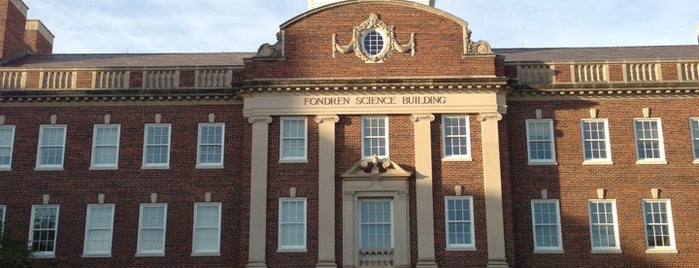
top-left (588, 200), bottom-right (621, 253)
top-left (137, 204), bottom-right (167, 256)
top-left (445, 196), bottom-right (475, 250)
top-left (192, 203), bottom-right (222, 255)
top-left (280, 117), bottom-right (307, 162)
top-left (278, 198), bottom-right (307, 251)
top-left (0, 125), bottom-right (15, 170)
top-left (642, 200), bottom-right (676, 252)
top-left (28, 205), bottom-right (60, 257)
top-left (142, 124), bottom-right (171, 168)
top-left (0, 205), bottom-right (5, 235)
top-left (634, 118), bottom-right (665, 163)
top-left (91, 125), bottom-right (121, 169)
top-left (36, 125), bottom-right (67, 169)
top-left (83, 204), bottom-right (115, 256)
top-left (691, 118), bottom-right (699, 162)
top-left (526, 119), bottom-right (556, 164)
top-left (196, 123), bottom-right (224, 168)
top-left (580, 119), bottom-right (612, 164)
top-left (360, 200), bottom-right (393, 249)
top-left (442, 115), bottom-right (471, 159)
top-left (531, 199), bottom-right (563, 253)
top-left (362, 116), bottom-right (389, 158)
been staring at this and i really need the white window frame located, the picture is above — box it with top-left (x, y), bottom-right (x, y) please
top-left (28, 204), bottom-right (60, 258)
top-left (444, 196), bottom-right (475, 250)
top-left (690, 118), bottom-right (699, 164)
top-left (196, 123), bottom-right (225, 169)
top-left (580, 119), bottom-right (613, 165)
top-left (35, 125), bottom-right (67, 171)
top-left (525, 119), bottom-right (557, 165)
top-left (136, 203), bottom-right (168, 256)
top-left (442, 115), bottom-right (472, 161)
top-left (278, 198), bottom-right (307, 252)
top-left (142, 124), bottom-right (171, 169)
top-left (361, 116), bottom-right (389, 159)
top-left (192, 202), bottom-right (222, 256)
top-left (279, 117), bottom-right (308, 163)
top-left (588, 200), bottom-right (621, 253)
top-left (0, 205), bottom-right (6, 235)
top-left (0, 125), bottom-right (15, 171)
top-left (359, 199), bottom-right (394, 249)
top-left (633, 118), bottom-right (666, 164)
top-left (90, 124), bottom-right (121, 170)
top-left (642, 199), bottom-right (677, 253)
top-left (531, 199), bottom-right (563, 253)
top-left (82, 204), bottom-right (115, 257)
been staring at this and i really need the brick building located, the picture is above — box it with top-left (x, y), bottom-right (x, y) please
top-left (0, 0), bottom-right (698, 267)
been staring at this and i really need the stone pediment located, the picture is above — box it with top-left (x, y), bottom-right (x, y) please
top-left (341, 156), bottom-right (412, 179)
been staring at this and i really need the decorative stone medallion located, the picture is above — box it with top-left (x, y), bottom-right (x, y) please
top-left (333, 13), bottom-right (415, 63)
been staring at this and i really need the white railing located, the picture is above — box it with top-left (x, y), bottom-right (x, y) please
top-left (94, 71), bottom-right (129, 89)
top-left (143, 70), bottom-right (179, 89)
top-left (626, 63), bottom-right (658, 82)
top-left (573, 64), bottom-right (608, 83)
top-left (680, 62), bottom-right (699, 81)
top-left (517, 65), bottom-right (553, 85)
top-left (41, 71), bottom-right (75, 89)
top-left (0, 71), bottom-right (23, 89)
top-left (196, 69), bottom-right (232, 88)
top-left (359, 248), bottom-right (394, 267)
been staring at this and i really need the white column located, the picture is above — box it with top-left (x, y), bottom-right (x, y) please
top-left (411, 113), bottom-right (438, 268)
top-left (315, 115), bottom-right (339, 268)
top-left (247, 116), bottom-right (272, 268)
top-left (478, 113), bottom-right (509, 268)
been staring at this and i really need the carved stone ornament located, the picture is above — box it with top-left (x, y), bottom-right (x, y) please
top-left (465, 29), bottom-right (494, 55)
top-left (253, 31), bottom-right (284, 58)
top-left (333, 13), bottom-right (416, 63)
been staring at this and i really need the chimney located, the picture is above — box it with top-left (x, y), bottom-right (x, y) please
top-left (696, 23), bottom-right (699, 45)
top-left (0, 0), bottom-right (29, 64)
top-left (25, 19), bottom-right (54, 54)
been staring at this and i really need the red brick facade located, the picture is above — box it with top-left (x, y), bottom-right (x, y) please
top-left (1, 1), bottom-right (699, 268)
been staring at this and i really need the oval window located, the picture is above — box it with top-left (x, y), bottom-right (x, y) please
top-left (362, 30), bottom-right (386, 56)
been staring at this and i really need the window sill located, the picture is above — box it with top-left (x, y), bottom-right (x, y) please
top-left (636, 159), bottom-right (668, 165)
top-left (442, 157), bottom-right (473, 162)
top-left (582, 160), bottom-right (613, 166)
top-left (279, 159), bottom-right (308, 164)
top-left (0, 167), bottom-right (10, 171)
top-left (277, 248), bottom-right (307, 253)
top-left (694, 159), bottom-right (699, 165)
top-left (31, 253), bottom-right (55, 259)
top-left (591, 248), bottom-right (622, 254)
top-left (446, 246), bottom-right (476, 251)
top-left (90, 166), bottom-right (118, 171)
top-left (533, 249), bottom-right (564, 254)
top-left (141, 165), bottom-right (170, 170)
top-left (82, 254), bottom-right (112, 258)
top-left (135, 253), bottom-right (165, 257)
top-left (528, 161), bottom-right (557, 166)
top-left (645, 248), bottom-right (677, 254)
top-left (195, 165), bottom-right (224, 170)
top-left (191, 252), bottom-right (221, 257)
top-left (34, 166), bottom-right (64, 171)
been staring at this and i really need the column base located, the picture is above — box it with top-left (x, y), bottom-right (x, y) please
top-left (246, 262), bottom-right (268, 268)
top-left (416, 260), bottom-right (439, 268)
top-left (316, 261), bottom-right (337, 268)
top-left (487, 259), bottom-right (509, 268)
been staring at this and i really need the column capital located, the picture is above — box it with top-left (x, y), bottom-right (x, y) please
top-left (477, 113), bottom-right (503, 122)
top-left (248, 116), bottom-right (273, 124)
top-left (314, 114), bottom-right (339, 124)
top-left (410, 113), bottom-right (435, 123)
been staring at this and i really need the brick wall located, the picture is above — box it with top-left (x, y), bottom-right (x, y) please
top-left (507, 97), bottom-right (699, 267)
top-left (0, 0), bottom-right (28, 62)
top-left (0, 101), bottom-right (249, 267)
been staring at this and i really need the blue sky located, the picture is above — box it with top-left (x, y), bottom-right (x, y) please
top-left (23, 0), bottom-right (699, 53)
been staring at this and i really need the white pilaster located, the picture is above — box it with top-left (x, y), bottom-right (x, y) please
top-left (315, 115), bottom-right (339, 268)
top-left (247, 116), bottom-right (272, 268)
top-left (478, 113), bottom-right (509, 268)
top-left (411, 113), bottom-right (438, 268)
